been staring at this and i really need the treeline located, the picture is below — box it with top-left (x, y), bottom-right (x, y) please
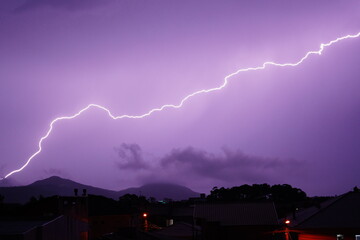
top-left (0, 184), bottom-right (333, 220)
top-left (207, 184), bottom-right (307, 203)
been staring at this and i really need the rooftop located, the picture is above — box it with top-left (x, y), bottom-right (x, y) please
top-left (194, 202), bottom-right (279, 226)
top-left (0, 220), bottom-right (48, 235)
top-left (294, 191), bottom-right (360, 228)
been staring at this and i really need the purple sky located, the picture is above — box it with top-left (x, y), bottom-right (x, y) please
top-left (1, 0), bottom-right (360, 196)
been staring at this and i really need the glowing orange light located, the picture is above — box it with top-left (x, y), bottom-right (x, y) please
top-left (143, 213), bottom-right (148, 218)
top-left (285, 220), bottom-right (291, 224)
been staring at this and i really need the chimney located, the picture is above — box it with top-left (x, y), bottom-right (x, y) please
top-left (74, 188), bottom-right (78, 197)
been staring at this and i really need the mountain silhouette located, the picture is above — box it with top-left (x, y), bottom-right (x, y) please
top-left (118, 183), bottom-right (200, 201)
top-left (0, 176), bottom-right (199, 203)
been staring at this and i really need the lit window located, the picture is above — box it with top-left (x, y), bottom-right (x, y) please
top-left (336, 234), bottom-right (344, 240)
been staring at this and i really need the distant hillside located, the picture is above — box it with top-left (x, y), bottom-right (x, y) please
top-left (0, 177), bottom-right (19, 187)
top-left (0, 176), bottom-right (119, 203)
top-left (118, 183), bottom-right (200, 201)
top-left (0, 176), bottom-right (199, 203)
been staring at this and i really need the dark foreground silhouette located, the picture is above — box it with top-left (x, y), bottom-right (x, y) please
top-left (0, 178), bottom-right (358, 240)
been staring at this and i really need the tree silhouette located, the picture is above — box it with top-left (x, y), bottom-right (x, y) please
top-left (207, 183), bottom-right (306, 203)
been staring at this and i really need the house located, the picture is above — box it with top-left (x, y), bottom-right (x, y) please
top-left (280, 190), bottom-right (360, 240)
top-left (0, 215), bottom-right (88, 240)
top-left (194, 202), bottom-right (279, 240)
top-left (87, 195), bottom-right (143, 239)
top-left (0, 194), bottom-right (89, 240)
top-left (148, 204), bottom-right (194, 227)
top-left (139, 221), bottom-right (200, 240)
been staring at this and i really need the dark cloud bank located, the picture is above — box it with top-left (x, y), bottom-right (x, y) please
top-left (115, 143), bottom-right (149, 170)
top-left (115, 143), bottom-right (307, 189)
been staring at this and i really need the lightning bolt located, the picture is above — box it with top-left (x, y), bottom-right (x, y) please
top-left (1, 31), bottom-right (360, 180)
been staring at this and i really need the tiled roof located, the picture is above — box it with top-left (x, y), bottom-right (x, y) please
top-left (194, 202), bottom-right (279, 226)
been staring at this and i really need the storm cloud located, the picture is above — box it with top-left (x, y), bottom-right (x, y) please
top-left (15, 0), bottom-right (109, 12)
top-left (43, 168), bottom-right (69, 178)
top-left (160, 147), bottom-right (305, 182)
top-left (115, 143), bottom-right (149, 170)
top-left (133, 146), bottom-right (307, 190)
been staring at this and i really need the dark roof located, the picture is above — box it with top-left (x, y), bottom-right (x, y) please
top-left (149, 206), bottom-right (194, 217)
top-left (0, 220), bottom-right (47, 235)
top-left (282, 197), bottom-right (339, 227)
top-left (194, 202), bottom-right (279, 226)
top-left (149, 222), bottom-right (199, 240)
top-left (296, 191), bottom-right (360, 228)
top-left (172, 207), bottom-right (194, 217)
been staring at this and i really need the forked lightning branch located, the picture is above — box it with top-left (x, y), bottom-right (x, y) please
top-left (1, 31), bottom-right (360, 180)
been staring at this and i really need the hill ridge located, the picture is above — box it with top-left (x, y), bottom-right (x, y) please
top-left (0, 176), bottom-right (199, 203)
